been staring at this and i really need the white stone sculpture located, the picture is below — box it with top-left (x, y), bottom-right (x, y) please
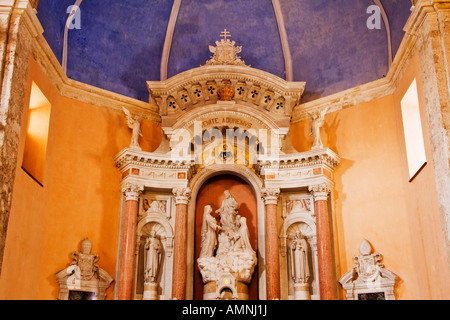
top-left (200, 205), bottom-right (222, 258)
top-left (55, 238), bottom-right (114, 300)
top-left (144, 231), bottom-right (162, 284)
top-left (215, 190), bottom-right (239, 235)
top-left (197, 191), bottom-right (257, 300)
top-left (123, 107), bottom-right (143, 150)
top-left (339, 239), bottom-right (399, 300)
top-left (309, 107), bottom-right (328, 150)
top-left (289, 231), bottom-right (310, 284)
top-left (289, 231), bottom-right (311, 300)
top-left (205, 29), bottom-right (248, 66)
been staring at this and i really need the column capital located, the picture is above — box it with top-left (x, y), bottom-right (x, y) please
top-left (172, 187), bottom-right (191, 205)
top-left (122, 183), bottom-right (144, 201)
top-left (262, 188), bottom-right (281, 205)
top-left (308, 183), bottom-right (332, 201)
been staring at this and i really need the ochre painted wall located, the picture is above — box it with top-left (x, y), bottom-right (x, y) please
top-left (392, 53), bottom-right (450, 299)
top-left (290, 52), bottom-right (449, 300)
top-left (1, 50), bottom-right (449, 300)
top-left (0, 57), bottom-right (162, 300)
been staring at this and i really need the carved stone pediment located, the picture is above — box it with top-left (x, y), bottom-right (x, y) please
top-left (55, 239), bottom-right (114, 300)
top-left (339, 239), bottom-right (399, 300)
top-left (148, 66), bottom-right (305, 132)
top-left (147, 32), bottom-right (305, 140)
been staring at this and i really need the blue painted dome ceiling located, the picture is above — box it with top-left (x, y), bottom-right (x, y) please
top-left (36, 0), bottom-right (412, 103)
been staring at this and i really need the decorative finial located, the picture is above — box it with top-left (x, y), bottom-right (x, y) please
top-left (204, 29), bottom-right (249, 67)
top-left (220, 29), bottom-right (231, 41)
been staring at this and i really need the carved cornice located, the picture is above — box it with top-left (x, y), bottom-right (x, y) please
top-left (114, 148), bottom-right (195, 190)
top-left (148, 65), bottom-right (305, 126)
top-left (255, 147), bottom-right (340, 172)
top-left (114, 148), bottom-right (195, 171)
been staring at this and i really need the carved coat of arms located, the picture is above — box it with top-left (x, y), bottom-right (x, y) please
top-left (205, 29), bottom-right (248, 66)
top-left (71, 238), bottom-right (100, 281)
top-left (353, 239), bottom-right (383, 282)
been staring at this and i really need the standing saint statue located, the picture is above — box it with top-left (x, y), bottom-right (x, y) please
top-left (289, 231), bottom-right (310, 284)
top-left (199, 205), bottom-right (221, 258)
top-left (144, 231), bottom-right (162, 284)
top-left (309, 107), bottom-right (328, 150)
top-left (123, 107), bottom-right (143, 150)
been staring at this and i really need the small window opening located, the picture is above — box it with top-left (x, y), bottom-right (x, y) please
top-left (22, 81), bottom-right (51, 186)
top-left (400, 79), bottom-right (427, 182)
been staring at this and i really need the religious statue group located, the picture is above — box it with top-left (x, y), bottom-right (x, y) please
top-left (198, 191), bottom-right (257, 285)
top-left (141, 190), bottom-right (311, 300)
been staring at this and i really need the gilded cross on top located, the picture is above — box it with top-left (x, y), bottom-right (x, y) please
top-left (220, 29), bottom-right (231, 41)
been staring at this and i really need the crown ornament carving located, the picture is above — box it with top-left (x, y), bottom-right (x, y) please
top-left (217, 81), bottom-right (235, 101)
top-left (205, 29), bottom-right (249, 67)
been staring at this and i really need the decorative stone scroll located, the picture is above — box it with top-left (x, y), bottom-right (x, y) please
top-left (339, 239), bottom-right (399, 300)
top-left (55, 238), bottom-right (113, 300)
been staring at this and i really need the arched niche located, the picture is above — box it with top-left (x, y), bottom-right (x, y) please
top-left (186, 164), bottom-right (266, 300)
top-left (135, 212), bottom-right (175, 300)
top-left (279, 194), bottom-right (320, 300)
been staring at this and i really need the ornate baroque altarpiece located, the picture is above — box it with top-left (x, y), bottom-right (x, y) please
top-left (114, 31), bottom-right (340, 300)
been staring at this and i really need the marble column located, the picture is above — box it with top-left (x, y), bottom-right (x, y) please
top-left (118, 183), bottom-right (144, 300)
top-left (0, 1), bottom-right (42, 275)
top-left (262, 188), bottom-right (281, 300)
top-left (171, 187), bottom-right (191, 300)
top-left (308, 183), bottom-right (335, 300)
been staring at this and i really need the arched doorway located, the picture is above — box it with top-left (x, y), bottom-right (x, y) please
top-left (194, 174), bottom-right (258, 300)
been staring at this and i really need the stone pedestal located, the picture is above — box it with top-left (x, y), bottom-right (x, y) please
top-left (143, 283), bottom-right (159, 300)
top-left (203, 280), bottom-right (249, 300)
top-left (294, 283), bottom-right (311, 300)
